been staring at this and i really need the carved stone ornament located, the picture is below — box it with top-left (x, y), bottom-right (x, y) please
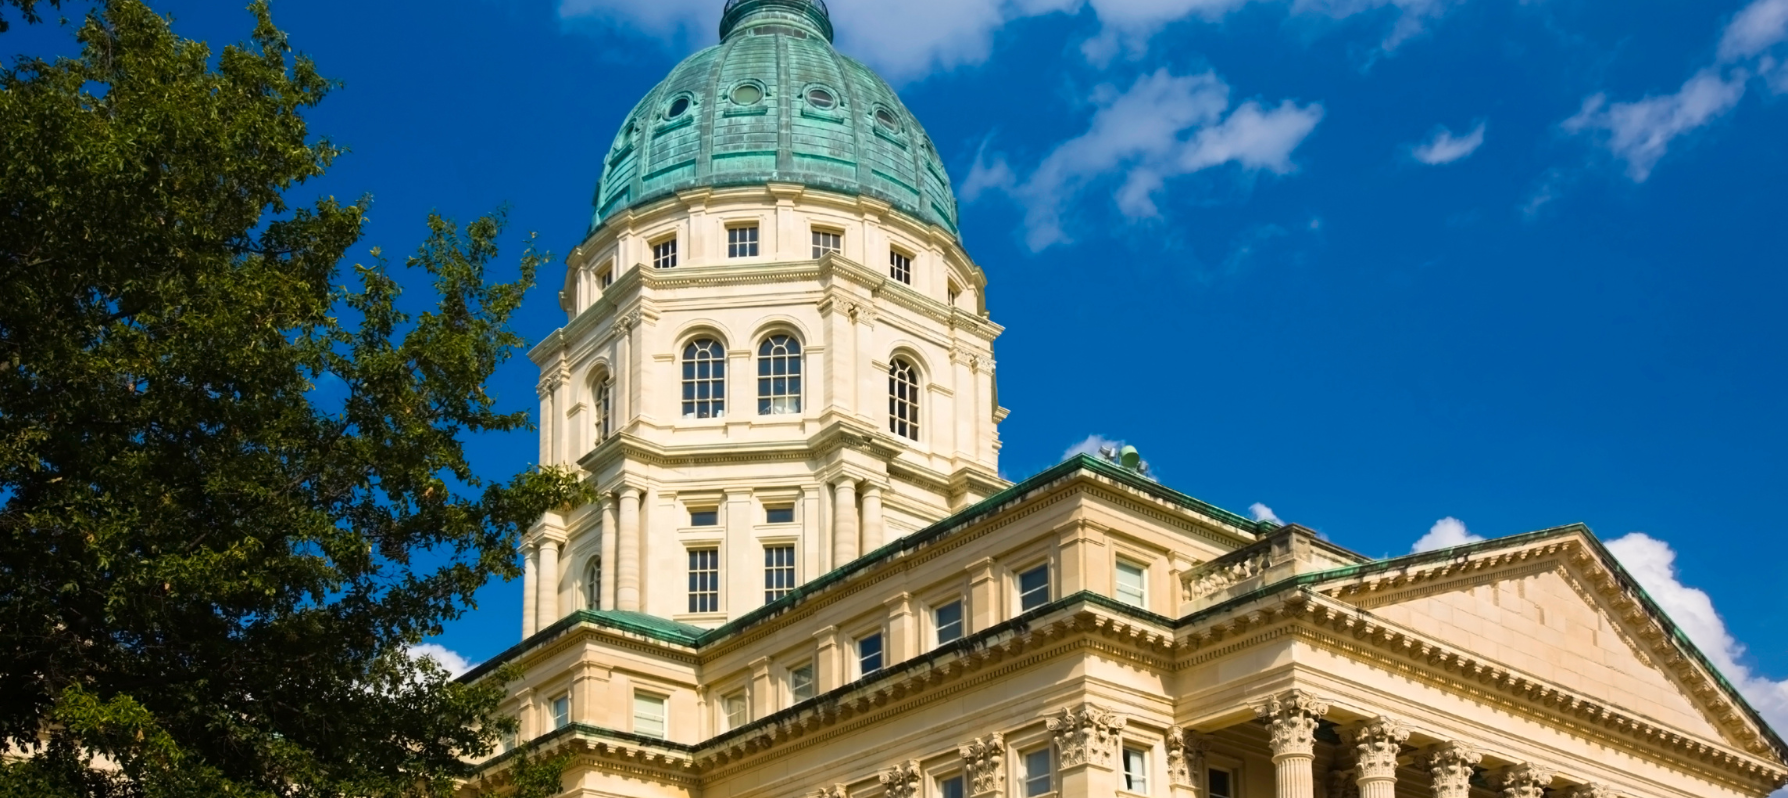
top-left (881, 760), bottom-right (922, 798)
top-left (1047, 703), bottom-right (1127, 769)
top-left (1164, 726), bottom-right (1210, 788)
top-left (960, 732), bottom-right (1006, 796)
top-left (1566, 784), bottom-right (1619, 798)
top-left (1345, 716), bottom-right (1410, 781)
top-left (1182, 552), bottom-right (1271, 602)
top-left (814, 785), bottom-right (847, 798)
top-left (1490, 763), bottom-right (1557, 798)
top-left (1328, 767), bottom-right (1361, 798)
top-left (1255, 690), bottom-right (1331, 759)
top-left (1420, 741), bottom-right (1482, 798)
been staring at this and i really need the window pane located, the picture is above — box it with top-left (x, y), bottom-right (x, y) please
top-left (935, 600), bottom-right (964, 645)
top-left (1208, 769), bottom-right (1232, 798)
top-left (552, 695), bottom-right (570, 730)
top-left (764, 544), bottom-right (796, 603)
top-left (858, 633), bottom-right (883, 676)
top-left (688, 548), bottom-right (719, 613)
top-left (756, 334), bottom-right (802, 415)
top-left (633, 693), bottom-right (666, 739)
top-left (690, 509), bottom-right (718, 527)
top-left (1019, 564), bottom-right (1050, 611)
top-left (888, 359), bottom-right (920, 440)
top-left (724, 693), bottom-right (747, 729)
top-left (940, 777), bottom-right (965, 798)
top-left (681, 338), bottom-right (726, 418)
top-left (766, 506), bottom-right (794, 524)
top-left (1024, 749), bottom-right (1052, 796)
top-left (1123, 748), bottom-right (1148, 793)
top-left (1116, 561), bottom-right (1147, 608)
top-left (790, 664), bottom-right (815, 702)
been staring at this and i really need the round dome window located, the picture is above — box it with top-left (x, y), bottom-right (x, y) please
top-left (806, 88), bottom-right (836, 110)
top-left (874, 108), bottom-right (899, 131)
top-left (667, 97), bottom-right (691, 119)
top-left (732, 84), bottom-right (762, 106)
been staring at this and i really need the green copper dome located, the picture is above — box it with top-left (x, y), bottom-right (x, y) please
top-left (591, 0), bottom-right (960, 235)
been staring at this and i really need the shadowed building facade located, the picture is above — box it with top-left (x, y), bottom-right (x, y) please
top-left (471, 2), bottom-right (1788, 797)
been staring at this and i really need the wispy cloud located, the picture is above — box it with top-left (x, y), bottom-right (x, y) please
top-left (969, 69), bottom-right (1322, 251)
top-left (1410, 516), bottom-right (1484, 553)
top-left (1604, 533), bottom-right (1788, 736)
top-left (1062, 434), bottom-right (1124, 461)
top-left (1249, 503), bottom-right (1283, 524)
top-left (407, 643), bottom-right (476, 679)
top-left (1409, 120), bottom-right (1487, 165)
top-left (1719, 0), bottom-right (1788, 62)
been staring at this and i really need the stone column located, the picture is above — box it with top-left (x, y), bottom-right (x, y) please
top-left (1256, 690), bottom-right (1330, 798)
top-left (616, 487), bottom-right (643, 612)
top-left (599, 497), bottom-right (618, 611)
top-left (1346, 717), bottom-right (1409, 798)
top-left (861, 484), bottom-right (885, 551)
top-left (960, 732), bottom-right (1007, 798)
top-left (832, 479), bottom-right (859, 565)
top-left (1420, 742), bottom-right (1480, 798)
top-left (1051, 704), bottom-right (1125, 798)
top-left (536, 537), bottom-right (561, 627)
top-left (1165, 726), bottom-right (1209, 798)
top-left (521, 543), bottom-right (539, 637)
top-left (1490, 764), bottom-right (1556, 798)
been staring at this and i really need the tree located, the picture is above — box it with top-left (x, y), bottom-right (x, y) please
top-left (1, 0), bottom-right (60, 33)
top-left (0, 2), bottom-right (585, 795)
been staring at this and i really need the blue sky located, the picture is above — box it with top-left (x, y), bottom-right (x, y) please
top-left (10, 0), bottom-right (1788, 739)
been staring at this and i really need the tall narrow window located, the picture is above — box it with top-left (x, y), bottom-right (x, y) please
top-left (888, 358), bottom-right (920, 440)
top-left (1122, 748), bottom-right (1148, 793)
top-left (688, 548), bottom-right (719, 613)
top-left (596, 376), bottom-right (614, 442)
top-left (1207, 769), bottom-right (1233, 798)
top-left (934, 600), bottom-right (964, 645)
top-left (551, 693), bottom-right (570, 730)
top-left (856, 632), bottom-right (883, 677)
top-left (789, 663), bottom-right (816, 702)
top-left (812, 229), bottom-right (842, 258)
top-left (653, 237), bottom-right (678, 269)
top-left (1115, 560), bottom-right (1147, 609)
top-left (633, 693), bottom-right (667, 739)
top-left (889, 250), bottom-right (912, 284)
top-left (764, 544), bottom-right (796, 603)
top-left (681, 338), bottom-right (726, 418)
top-left (598, 267), bottom-right (614, 288)
top-left (756, 335), bottom-right (803, 415)
top-left (1024, 749), bottom-right (1053, 797)
top-left (723, 691), bottom-right (748, 730)
top-left (939, 777), bottom-right (965, 798)
top-left (728, 225), bottom-right (759, 258)
top-left (947, 281), bottom-right (961, 307)
top-left (585, 556), bottom-right (602, 611)
top-left (1018, 564), bottom-right (1050, 612)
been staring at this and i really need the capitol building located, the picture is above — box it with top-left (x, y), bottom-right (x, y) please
top-left (461, 1), bottom-right (1788, 797)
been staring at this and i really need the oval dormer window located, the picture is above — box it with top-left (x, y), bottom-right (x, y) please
top-left (874, 108), bottom-right (899, 131)
top-left (732, 83), bottom-right (762, 106)
top-left (667, 97), bottom-right (691, 118)
top-left (806, 87), bottom-right (836, 110)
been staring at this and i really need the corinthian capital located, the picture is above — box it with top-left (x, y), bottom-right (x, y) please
top-left (1256, 690), bottom-right (1330, 759)
top-left (1344, 716), bottom-right (1410, 781)
top-left (960, 732), bottom-right (1005, 796)
top-left (1419, 741), bottom-right (1481, 798)
top-left (1565, 785), bottom-right (1619, 798)
top-left (1164, 726), bottom-right (1209, 788)
top-left (1490, 763), bottom-right (1556, 798)
top-left (1047, 703), bottom-right (1127, 769)
top-left (880, 761), bottom-right (922, 798)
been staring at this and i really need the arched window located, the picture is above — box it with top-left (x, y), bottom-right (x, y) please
top-left (757, 335), bottom-right (802, 415)
top-left (888, 358), bottom-right (920, 440)
top-left (595, 374), bottom-right (614, 442)
top-left (682, 338), bottom-right (726, 418)
top-left (584, 556), bottom-right (602, 611)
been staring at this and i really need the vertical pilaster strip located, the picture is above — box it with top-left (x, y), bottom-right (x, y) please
top-left (616, 487), bottom-right (643, 612)
top-left (1257, 690), bottom-right (1330, 798)
top-left (599, 496), bottom-right (618, 611)
top-left (521, 543), bottom-right (539, 637)
top-left (1165, 726), bottom-right (1208, 798)
top-left (1346, 717), bottom-right (1409, 798)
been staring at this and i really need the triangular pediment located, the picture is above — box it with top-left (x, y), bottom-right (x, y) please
top-left (1311, 528), bottom-right (1782, 761)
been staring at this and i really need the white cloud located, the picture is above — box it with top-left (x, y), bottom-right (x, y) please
top-left (1719, 0), bottom-right (1788, 62)
top-left (1410, 516), bottom-right (1485, 553)
top-left (1062, 434), bottom-right (1124, 461)
top-left (972, 69), bottom-right (1322, 250)
top-left (1563, 69), bottom-right (1746, 182)
top-left (407, 643), bottom-right (476, 679)
top-left (1409, 120), bottom-right (1486, 165)
top-left (1249, 503), bottom-right (1283, 524)
top-left (1604, 533), bottom-right (1788, 736)
top-left (559, 0), bottom-right (1472, 81)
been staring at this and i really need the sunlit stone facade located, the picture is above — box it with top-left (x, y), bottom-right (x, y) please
top-left (475, 2), bottom-right (1788, 797)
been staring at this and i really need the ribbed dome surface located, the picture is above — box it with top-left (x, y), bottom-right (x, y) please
top-left (591, 0), bottom-right (959, 235)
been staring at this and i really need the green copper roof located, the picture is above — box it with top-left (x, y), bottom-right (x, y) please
top-left (591, 0), bottom-right (959, 235)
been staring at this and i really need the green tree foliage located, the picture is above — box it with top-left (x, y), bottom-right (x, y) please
top-left (0, 0), bottom-right (60, 33)
top-left (0, 2), bottom-right (587, 795)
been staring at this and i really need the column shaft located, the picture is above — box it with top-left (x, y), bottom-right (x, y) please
top-left (861, 485), bottom-right (885, 551)
top-left (617, 488), bottom-right (642, 612)
top-left (832, 480), bottom-right (859, 565)
top-left (1273, 755), bottom-right (1316, 798)
top-left (536, 539), bottom-right (560, 626)
top-left (521, 544), bottom-right (539, 637)
top-left (599, 498), bottom-right (618, 611)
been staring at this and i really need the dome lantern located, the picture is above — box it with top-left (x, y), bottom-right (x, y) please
top-left (719, 0), bottom-right (833, 43)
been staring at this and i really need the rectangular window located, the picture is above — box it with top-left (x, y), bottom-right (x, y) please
top-left (690, 509), bottom-right (719, 527)
top-left (723, 691), bottom-right (748, 730)
top-left (1122, 748), bottom-right (1148, 793)
top-left (1018, 564), bottom-right (1051, 612)
top-left (812, 229), bottom-right (842, 259)
top-left (688, 548), bottom-right (719, 613)
top-left (633, 692), bottom-right (667, 739)
top-left (551, 693), bottom-right (570, 730)
top-left (1024, 748), bottom-right (1053, 797)
top-left (1116, 560), bottom-right (1147, 609)
top-left (1207, 768), bottom-right (1233, 798)
top-left (857, 632), bottom-right (884, 678)
top-left (596, 377), bottom-right (614, 442)
top-left (598, 267), bottom-right (614, 288)
top-left (727, 225), bottom-right (759, 258)
top-left (939, 776), bottom-right (965, 798)
top-left (934, 600), bottom-right (964, 645)
top-left (789, 663), bottom-right (815, 703)
top-left (765, 505), bottom-right (795, 524)
top-left (653, 237), bottom-right (678, 269)
top-left (764, 544), bottom-right (796, 603)
top-left (889, 250), bottom-right (912, 284)
top-left (947, 281), bottom-right (961, 307)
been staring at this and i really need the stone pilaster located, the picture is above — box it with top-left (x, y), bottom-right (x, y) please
top-left (961, 732), bottom-right (1006, 798)
top-left (1490, 764), bottom-right (1556, 798)
top-left (832, 479), bottom-right (859, 565)
top-left (615, 487), bottom-right (642, 612)
top-left (1165, 726), bottom-right (1209, 798)
top-left (1049, 703), bottom-right (1127, 770)
top-left (881, 760), bottom-right (922, 798)
top-left (1256, 690), bottom-right (1330, 798)
top-left (1345, 717), bottom-right (1409, 798)
top-left (1419, 742), bottom-right (1481, 798)
top-left (536, 536), bottom-right (561, 627)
